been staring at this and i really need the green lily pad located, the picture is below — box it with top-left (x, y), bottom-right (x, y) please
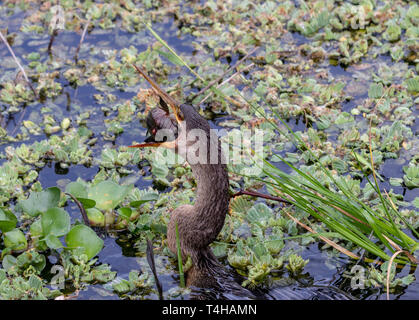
top-left (41, 207), bottom-right (71, 237)
top-left (0, 208), bottom-right (17, 233)
top-left (65, 225), bottom-right (104, 260)
top-left (65, 181), bottom-right (88, 198)
top-left (88, 180), bottom-right (133, 211)
top-left (19, 187), bottom-right (61, 217)
top-left (66, 182), bottom-right (96, 208)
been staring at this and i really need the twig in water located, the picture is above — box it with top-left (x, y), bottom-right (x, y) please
top-left (47, 29), bottom-right (59, 55)
top-left (0, 30), bottom-right (38, 99)
top-left (146, 239), bottom-right (163, 300)
top-left (48, 2), bottom-right (65, 55)
top-left (188, 47), bottom-right (258, 102)
top-left (284, 209), bottom-right (360, 260)
top-left (231, 189), bottom-right (291, 205)
top-left (74, 17), bottom-right (91, 63)
top-left (65, 192), bottom-right (90, 226)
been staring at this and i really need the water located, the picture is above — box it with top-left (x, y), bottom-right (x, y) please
top-left (0, 2), bottom-right (418, 300)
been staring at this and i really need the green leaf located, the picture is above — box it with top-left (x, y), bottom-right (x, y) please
top-left (384, 23), bottom-right (401, 42)
top-left (45, 234), bottom-right (63, 249)
top-left (27, 52), bottom-right (40, 61)
top-left (19, 187), bottom-right (61, 217)
top-left (230, 196), bottom-right (253, 214)
top-left (4, 229), bottom-right (27, 250)
top-left (16, 250), bottom-right (46, 272)
top-left (30, 218), bottom-right (43, 237)
top-left (41, 207), bottom-right (71, 237)
top-left (0, 269), bottom-right (6, 282)
top-left (368, 83), bottom-right (384, 99)
top-left (77, 198), bottom-right (96, 209)
top-left (2, 255), bottom-right (17, 271)
top-left (389, 178), bottom-right (403, 187)
top-left (0, 208), bottom-right (17, 232)
top-left (335, 112), bottom-right (354, 124)
top-left (65, 181), bottom-right (88, 198)
top-left (129, 193), bottom-right (159, 208)
top-left (86, 207), bottom-right (105, 226)
top-left (246, 203), bottom-right (273, 227)
top-left (405, 78), bottom-right (419, 94)
top-left (112, 278), bottom-right (131, 293)
top-left (66, 182), bottom-right (96, 208)
top-left (155, 48), bottom-right (184, 66)
top-left (118, 207), bottom-right (132, 220)
top-left (88, 180), bottom-right (133, 211)
top-left (65, 225), bottom-right (104, 260)
top-left (28, 275), bottom-right (43, 290)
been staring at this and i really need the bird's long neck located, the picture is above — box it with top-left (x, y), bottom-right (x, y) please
top-left (192, 162), bottom-right (229, 219)
top-left (186, 137), bottom-right (230, 246)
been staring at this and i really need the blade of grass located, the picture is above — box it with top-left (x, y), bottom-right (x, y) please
top-left (353, 150), bottom-right (419, 240)
top-left (368, 119), bottom-right (410, 249)
top-left (384, 189), bottom-right (419, 240)
top-left (386, 250), bottom-right (403, 300)
top-left (144, 23), bottom-right (203, 82)
top-left (175, 222), bottom-right (185, 288)
top-left (144, 23), bottom-right (246, 107)
top-left (282, 209), bottom-right (360, 259)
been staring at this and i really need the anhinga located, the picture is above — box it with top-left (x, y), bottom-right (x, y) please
top-left (130, 65), bottom-right (233, 290)
top-left (129, 66), bottom-right (354, 300)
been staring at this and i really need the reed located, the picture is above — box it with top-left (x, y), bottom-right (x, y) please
top-left (175, 222), bottom-right (185, 288)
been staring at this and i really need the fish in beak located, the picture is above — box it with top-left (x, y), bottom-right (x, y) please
top-left (129, 65), bottom-right (183, 149)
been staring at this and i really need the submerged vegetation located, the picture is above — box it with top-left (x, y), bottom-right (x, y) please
top-left (0, 0), bottom-right (418, 299)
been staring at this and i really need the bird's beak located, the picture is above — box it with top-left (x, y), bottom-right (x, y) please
top-left (129, 65), bottom-right (182, 149)
top-left (128, 140), bottom-right (176, 149)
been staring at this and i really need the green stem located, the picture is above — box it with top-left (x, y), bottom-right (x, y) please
top-left (175, 222), bottom-right (185, 288)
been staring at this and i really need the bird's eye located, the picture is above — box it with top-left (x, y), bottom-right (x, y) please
top-left (177, 109), bottom-right (184, 121)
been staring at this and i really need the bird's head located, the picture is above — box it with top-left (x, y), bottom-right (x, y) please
top-left (129, 65), bottom-right (215, 164)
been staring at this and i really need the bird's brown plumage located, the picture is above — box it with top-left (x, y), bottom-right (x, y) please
top-left (131, 66), bottom-right (233, 289)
